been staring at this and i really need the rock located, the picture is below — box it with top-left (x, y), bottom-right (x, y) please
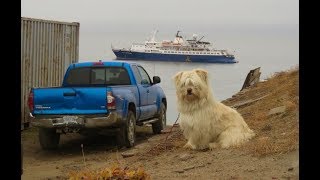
top-left (121, 152), bottom-right (135, 158)
top-left (183, 165), bottom-right (205, 171)
top-left (197, 164), bottom-right (205, 168)
top-left (288, 167), bottom-right (294, 171)
top-left (268, 106), bottom-right (286, 116)
top-left (161, 129), bottom-right (172, 134)
top-left (246, 167), bottom-right (256, 172)
top-left (179, 153), bottom-right (193, 161)
top-left (55, 166), bottom-right (59, 169)
top-left (174, 169), bottom-right (185, 173)
top-left (183, 166), bottom-right (195, 171)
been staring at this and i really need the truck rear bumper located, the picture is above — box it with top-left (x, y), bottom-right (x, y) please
top-left (30, 112), bottom-right (123, 129)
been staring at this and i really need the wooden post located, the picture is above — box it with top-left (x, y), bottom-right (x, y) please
top-left (241, 67), bottom-right (261, 91)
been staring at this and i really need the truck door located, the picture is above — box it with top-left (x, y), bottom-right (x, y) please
top-left (132, 65), bottom-right (149, 120)
top-left (136, 66), bottom-right (158, 118)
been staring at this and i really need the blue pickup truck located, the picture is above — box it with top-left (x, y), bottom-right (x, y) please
top-left (28, 61), bottom-right (167, 150)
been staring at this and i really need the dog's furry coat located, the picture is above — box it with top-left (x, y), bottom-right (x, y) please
top-left (173, 68), bottom-right (255, 150)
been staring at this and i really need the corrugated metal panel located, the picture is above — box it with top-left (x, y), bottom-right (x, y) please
top-left (21, 17), bottom-right (80, 125)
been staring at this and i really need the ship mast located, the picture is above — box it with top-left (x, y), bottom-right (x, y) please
top-left (149, 30), bottom-right (158, 42)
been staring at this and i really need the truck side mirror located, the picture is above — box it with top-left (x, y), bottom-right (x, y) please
top-left (153, 76), bottom-right (161, 84)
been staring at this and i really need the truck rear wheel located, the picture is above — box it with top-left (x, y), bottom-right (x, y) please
top-left (152, 103), bottom-right (166, 134)
top-left (117, 111), bottom-right (136, 148)
top-left (39, 128), bottom-right (60, 150)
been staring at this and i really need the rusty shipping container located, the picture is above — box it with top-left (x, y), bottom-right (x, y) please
top-left (21, 17), bottom-right (80, 128)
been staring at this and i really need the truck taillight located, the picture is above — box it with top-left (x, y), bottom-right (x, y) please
top-left (28, 90), bottom-right (34, 111)
top-left (107, 91), bottom-right (116, 110)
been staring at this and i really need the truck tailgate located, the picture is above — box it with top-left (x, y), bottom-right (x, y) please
top-left (33, 87), bottom-right (108, 115)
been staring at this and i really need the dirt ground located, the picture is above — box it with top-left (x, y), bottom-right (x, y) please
top-left (22, 68), bottom-right (299, 180)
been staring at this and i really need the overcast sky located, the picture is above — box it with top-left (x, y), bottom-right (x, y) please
top-left (22, 0), bottom-right (299, 28)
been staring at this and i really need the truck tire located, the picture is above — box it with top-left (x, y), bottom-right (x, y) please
top-left (39, 128), bottom-right (60, 150)
top-left (117, 111), bottom-right (136, 148)
top-left (152, 103), bottom-right (166, 134)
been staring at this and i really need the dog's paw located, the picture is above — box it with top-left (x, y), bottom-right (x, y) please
top-left (209, 142), bottom-right (220, 150)
top-left (197, 144), bottom-right (209, 151)
top-left (183, 143), bottom-right (196, 150)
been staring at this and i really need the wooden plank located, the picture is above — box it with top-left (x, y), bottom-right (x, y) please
top-left (231, 94), bottom-right (270, 109)
top-left (241, 67), bottom-right (261, 91)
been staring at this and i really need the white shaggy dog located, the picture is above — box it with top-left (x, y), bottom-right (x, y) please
top-left (173, 68), bottom-right (255, 150)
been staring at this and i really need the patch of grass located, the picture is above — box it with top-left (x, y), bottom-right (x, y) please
top-left (67, 163), bottom-right (150, 180)
top-left (234, 67), bottom-right (299, 156)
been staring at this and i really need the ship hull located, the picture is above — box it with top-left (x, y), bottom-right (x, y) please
top-left (112, 49), bottom-right (237, 63)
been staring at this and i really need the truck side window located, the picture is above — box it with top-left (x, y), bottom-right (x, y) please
top-left (137, 66), bottom-right (151, 85)
top-left (117, 68), bottom-right (131, 85)
top-left (132, 65), bottom-right (142, 84)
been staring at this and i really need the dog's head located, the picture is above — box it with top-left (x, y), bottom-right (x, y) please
top-left (173, 68), bottom-right (209, 102)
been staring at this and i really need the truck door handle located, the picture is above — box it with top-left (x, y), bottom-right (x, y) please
top-left (63, 92), bottom-right (76, 96)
